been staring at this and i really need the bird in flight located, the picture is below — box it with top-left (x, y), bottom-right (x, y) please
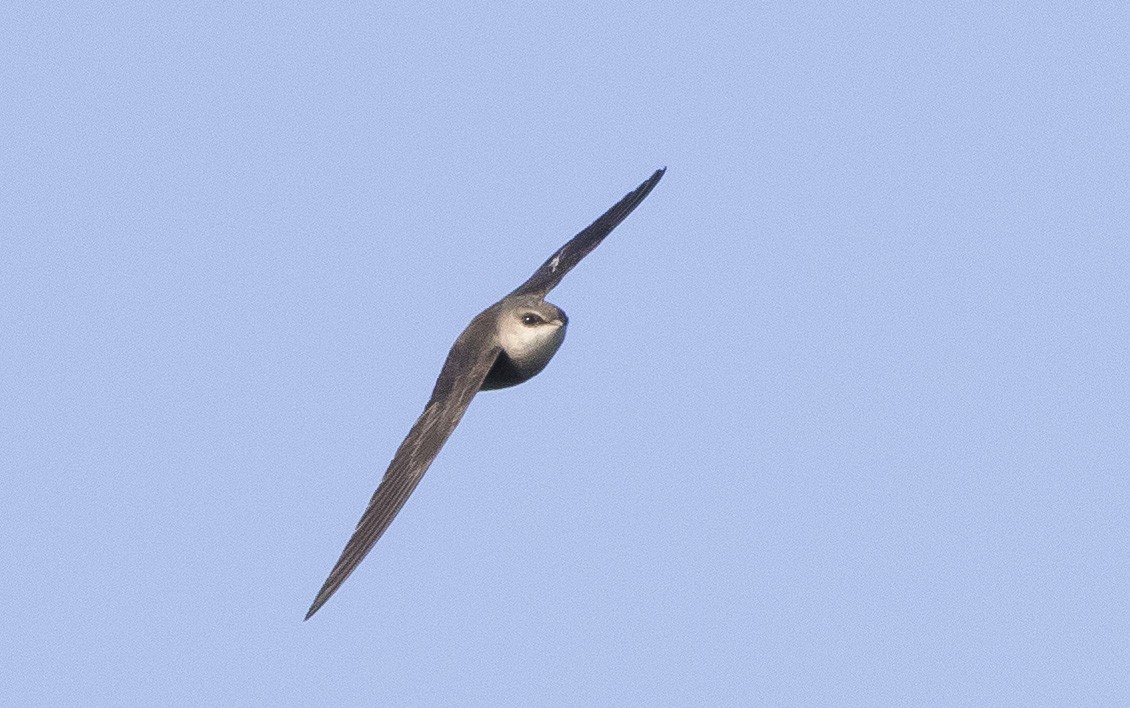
top-left (305, 168), bottom-right (666, 619)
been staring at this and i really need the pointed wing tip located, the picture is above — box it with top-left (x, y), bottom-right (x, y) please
top-left (304, 593), bottom-right (328, 621)
top-left (632, 167), bottom-right (667, 201)
top-left (304, 575), bottom-right (341, 621)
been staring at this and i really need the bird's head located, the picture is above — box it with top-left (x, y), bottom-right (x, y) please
top-left (497, 297), bottom-right (568, 366)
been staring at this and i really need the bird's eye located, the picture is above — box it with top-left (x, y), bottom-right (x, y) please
top-left (521, 313), bottom-right (543, 326)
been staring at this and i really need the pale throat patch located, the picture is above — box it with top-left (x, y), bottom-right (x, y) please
top-left (498, 315), bottom-right (566, 369)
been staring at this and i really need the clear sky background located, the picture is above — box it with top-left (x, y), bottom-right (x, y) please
top-left (3, 3), bottom-right (1127, 706)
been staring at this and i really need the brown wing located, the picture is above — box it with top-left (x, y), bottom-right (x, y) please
top-left (305, 325), bottom-right (501, 620)
top-left (508, 168), bottom-right (665, 298)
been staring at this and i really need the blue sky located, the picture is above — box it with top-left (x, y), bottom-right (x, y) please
top-left (3, 3), bottom-right (1127, 705)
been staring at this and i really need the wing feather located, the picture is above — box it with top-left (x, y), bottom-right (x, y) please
top-left (509, 168), bottom-right (665, 298)
top-left (305, 327), bottom-right (501, 620)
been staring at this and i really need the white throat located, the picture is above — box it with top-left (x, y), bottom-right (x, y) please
top-left (497, 316), bottom-right (566, 376)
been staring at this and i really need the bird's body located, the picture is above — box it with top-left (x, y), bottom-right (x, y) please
top-left (305, 168), bottom-right (665, 619)
top-left (482, 297), bottom-right (568, 390)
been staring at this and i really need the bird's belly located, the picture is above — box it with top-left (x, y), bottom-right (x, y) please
top-left (481, 328), bottom-right (565, 391)
top-left (480, 352), bottom-right (531, 390)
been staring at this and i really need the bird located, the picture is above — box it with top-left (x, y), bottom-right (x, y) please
top-left (305, 168), bottom-right (666, 620)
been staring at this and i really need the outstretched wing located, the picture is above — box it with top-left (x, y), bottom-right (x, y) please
top-left (305, 327), bottom-right (501, 620)
top-left (509, 168), bottom-right (665, 298)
